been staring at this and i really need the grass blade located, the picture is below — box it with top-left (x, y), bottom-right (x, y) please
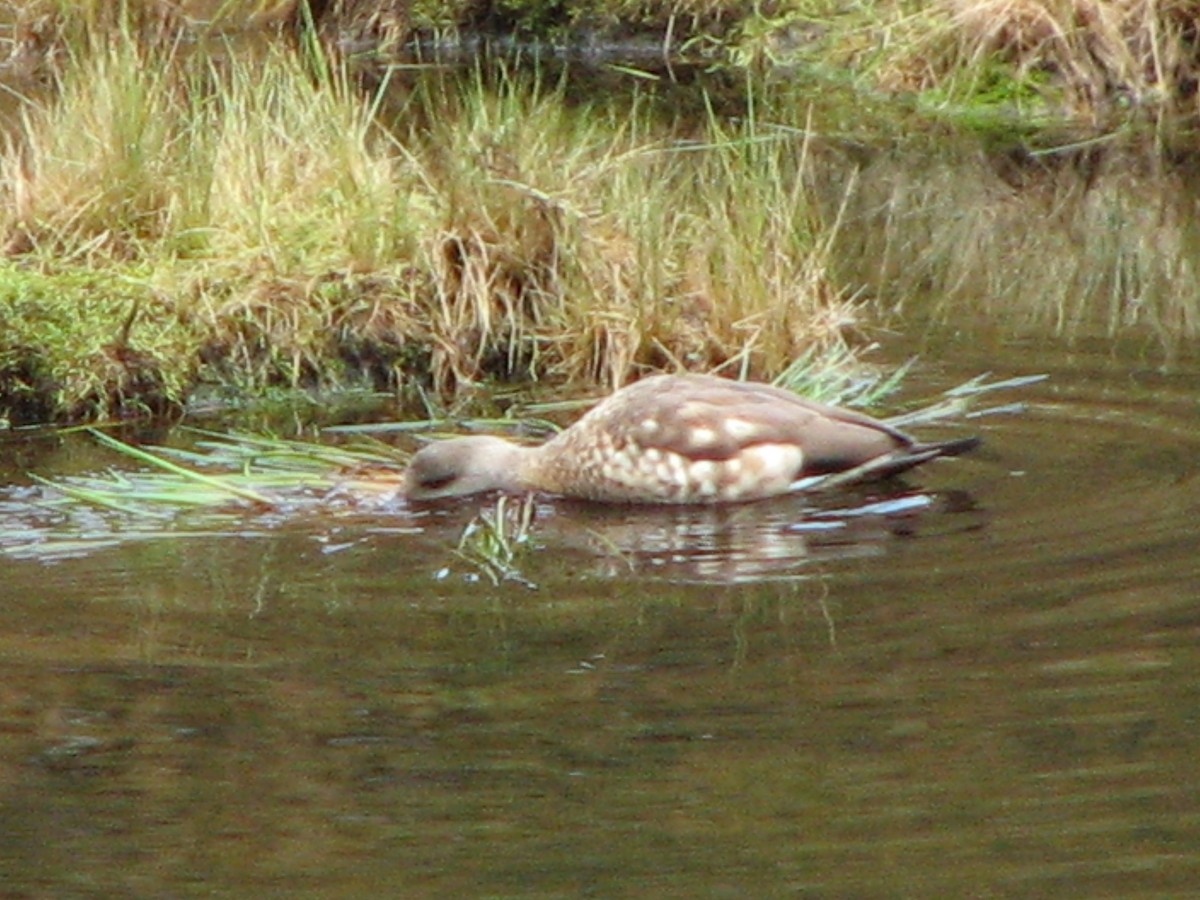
top-left (87, 429), bottom-right (275, 506)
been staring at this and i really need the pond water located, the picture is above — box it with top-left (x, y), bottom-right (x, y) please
top-left (2, 31), bottom-right (1200, 893)
top-left (1, 321), bottom-right (1198, 897)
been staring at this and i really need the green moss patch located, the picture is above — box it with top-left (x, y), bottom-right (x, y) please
top-left (0, 266), bottom-right (196, 424)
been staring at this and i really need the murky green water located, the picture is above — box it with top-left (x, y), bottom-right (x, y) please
top-left (2, 326), bottom-right (1198, 897)
top-left (3, 35), bottom-right (1200, 895)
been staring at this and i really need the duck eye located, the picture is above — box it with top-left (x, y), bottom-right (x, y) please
top-left (409, 453), bottom-right (462, 493)
top-left (416, 472), bottom-right (457, 491)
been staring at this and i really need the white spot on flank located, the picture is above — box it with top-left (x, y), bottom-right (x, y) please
top-left (670, 453), bottom-right (688, 479)
top-left (639, 417), bottom-right (660, 434)
top-left (723, 418), bottom-right (761, 442)
top-left (648, 452), bottom-right (685, 490)
top-left (687, 426), bottom-right (719, 449)
top-left (688, 460), bottom-right (719, 497)
top-left (734, 444), bottom-right (804, 498)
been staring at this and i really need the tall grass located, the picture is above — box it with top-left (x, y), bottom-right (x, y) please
top-left (401, 70), bottom-right (854, 392)
top-left (0, 19), bottom-right (856, 422)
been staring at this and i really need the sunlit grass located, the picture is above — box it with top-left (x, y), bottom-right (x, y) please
top-left (1, 17), bottom-right (860, 422)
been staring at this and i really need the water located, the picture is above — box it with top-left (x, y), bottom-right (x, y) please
top-left (1, 327), bottom-right (1198, 897)
top-left (3, 37), bottom-right (1199, 894)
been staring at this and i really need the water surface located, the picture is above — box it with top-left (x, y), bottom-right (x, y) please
top-left (2, 330), bottom-right (1198, 897)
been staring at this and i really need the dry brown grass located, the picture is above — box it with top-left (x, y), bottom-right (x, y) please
top-left (882, 0), bottom-right (1200, 119)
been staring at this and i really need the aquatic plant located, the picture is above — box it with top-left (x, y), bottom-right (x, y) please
top-left (451, 493), bottom-right (539, 588)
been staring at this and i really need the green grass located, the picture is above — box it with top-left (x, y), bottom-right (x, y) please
top-left (0, 2), bottom-right (1190, 427)
top-left (1, 17), bottom-right (863, 424)
top-left (453, 492), bottom-right (539, 588)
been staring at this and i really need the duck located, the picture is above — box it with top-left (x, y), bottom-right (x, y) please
top-left (403, 373), bottom-right (980, 505)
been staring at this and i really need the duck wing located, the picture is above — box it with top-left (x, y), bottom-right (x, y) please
top-left (597, 374), bottom-right (914, 473)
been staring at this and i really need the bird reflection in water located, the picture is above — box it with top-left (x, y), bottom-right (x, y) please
top-left (416, 487), bottom-right (982, 585)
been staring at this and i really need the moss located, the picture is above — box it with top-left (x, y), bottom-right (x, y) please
top-left (917, 59), bottom-right (1059, 136)
top-left (0, 263), bottom-right (445, 424)
top-left (0, 266), bottom-right (197, 424)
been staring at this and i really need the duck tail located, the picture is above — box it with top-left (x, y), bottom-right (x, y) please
top-left (794, 435), bottom-right (982, 493)
top-left (917, 435), bottom-right (982, 459)
top-left (873, 435), bottom-right (982, 479)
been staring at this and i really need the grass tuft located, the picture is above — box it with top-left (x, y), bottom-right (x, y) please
top-left (452, 493), bottom-right (539, 588)
top-left (1, 22), bottom-right (859, 423)
top-left (874, 0), bottom-right (1200, 123)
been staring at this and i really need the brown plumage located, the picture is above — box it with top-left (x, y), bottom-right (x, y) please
top-left (403, 373), bottom-right (980, 505)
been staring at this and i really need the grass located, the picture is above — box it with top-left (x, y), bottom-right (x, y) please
top-left (27, 427), bottom-right (404, 512)
top-left (718, 1), bottom-right (1200, 128)
top-left (0, 2), bottom-right (1194, 426)
top-left (453, 492), bottom-right (539, 588)
top-left (0, 13), bottom-right (864, 424)
top-left (402, 68), bottom-right (859, 392)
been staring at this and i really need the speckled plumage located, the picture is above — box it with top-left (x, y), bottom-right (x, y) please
top-left (403, 374), bottom-right (979, 505)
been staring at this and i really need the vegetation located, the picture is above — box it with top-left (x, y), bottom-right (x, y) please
top-left (0, 1), bottom-right (1197, 424)
top-left (453, 492), bottom-right (539, 587)
top-left (0, 8), bottom-right (862, 424)
top-left (9, 1), bottom-right (1200, 118)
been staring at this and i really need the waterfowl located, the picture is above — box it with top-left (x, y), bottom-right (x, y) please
top-left (403, 373), bottom-right (980, 505)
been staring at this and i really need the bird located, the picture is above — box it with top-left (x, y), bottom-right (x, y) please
top-left (403, 373), bottom-right (980, 505)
